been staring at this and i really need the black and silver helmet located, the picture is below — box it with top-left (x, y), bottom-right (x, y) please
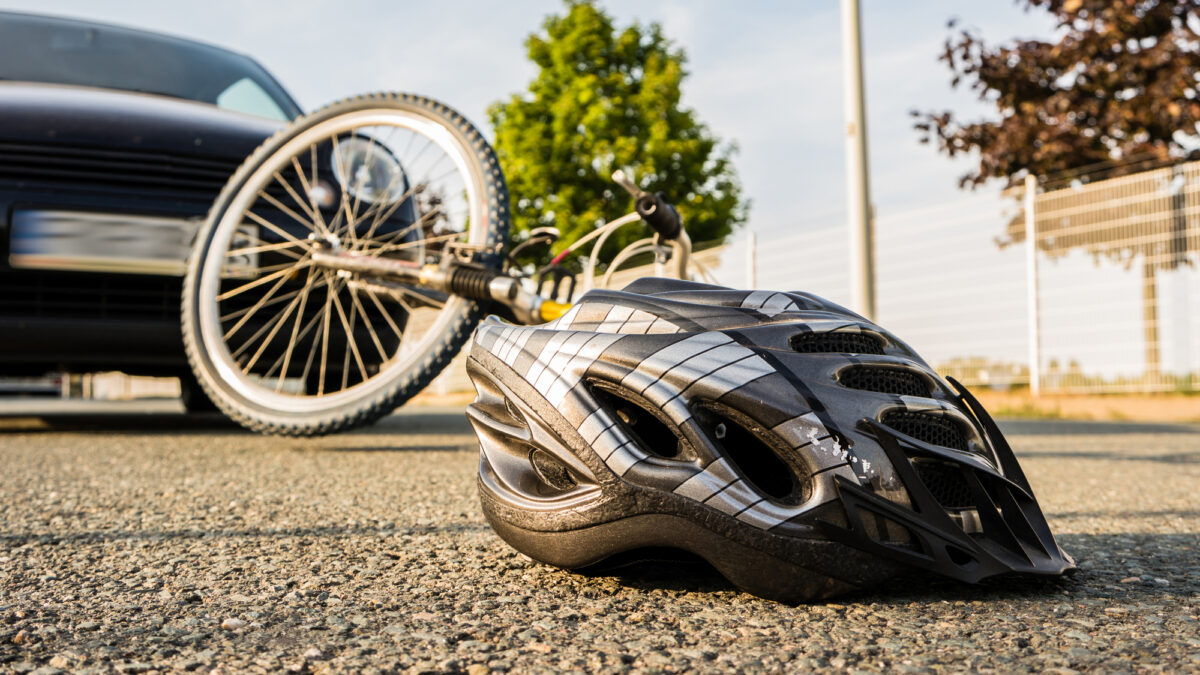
top-left (465, 278), bottom-right (1073, 603)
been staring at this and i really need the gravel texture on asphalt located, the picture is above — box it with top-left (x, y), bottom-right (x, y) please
top-left (0, 404), bottom-right (1197, 674)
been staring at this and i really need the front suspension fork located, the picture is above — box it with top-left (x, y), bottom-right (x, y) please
top-left (310, 249), bottom-right (568, 325)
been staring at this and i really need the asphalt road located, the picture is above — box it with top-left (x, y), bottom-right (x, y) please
top-left (1, 400), bottom-right (1197, 674)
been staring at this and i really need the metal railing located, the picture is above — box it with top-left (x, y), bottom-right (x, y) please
top-left (1021, 163), bottom-right (1200, 393)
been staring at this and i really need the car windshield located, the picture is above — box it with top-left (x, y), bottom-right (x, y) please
top-left (0, 12), bottom-right (301, 121)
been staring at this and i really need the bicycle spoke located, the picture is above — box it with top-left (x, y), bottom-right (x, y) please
top-left (265, 308), bottom-right (322, 384)
top-left (355, 178), bottom-right (424, 245)
top-left (242, 209), bottom-right (309, 247)
top-left (353, 185), bottom-right (418, 246)
top-left (290, 157), bottom-right (329, 235)
top-left (270, 269), bottom-right (321, 389)
top-left (226, 238), bottom-right (309, 258)
top-left (216, 258), bottom-right (310, 303)
top-left (338, 278), bottom-right (355, 392)
top-left (356, 135), bottom-right (439, 237)
top-left (309, 144), bottom-right (321, 211)
top-left (358, 229), bottom-right (463, 257)
top-left (361, 164), bottom-right (463, 248)
top-left (221, 285), bottom-right (304, 323)
top-left (344, 131), bottom-right (373, 248)
top-left (240, 271), bottom-right (314, 372)
top-left (348, 285), bottom-right (389, 362)
top-left (297, 274), bottom-right (336, 396)
top-left (316, 276), bottom-right (337, 396)
top-left (259, 189), bottom-right (321, 235)
top-left (398, 126), bottom-right (420, 159)
top-left (406, 288), bottom-right (446, 310)
top-left (273, 169), bottom-right (324, 229)
top-left (356, 202), bottom-right (446, 255)
top-left (245, 259), bottom-right (311, 276)
top-left (229, 288), bottom-right (302, 361)
top-left (364, 286), bottom-right (405, 341)
top-left (347, 162), bottom-right (414, 242)
top-left (268, 309), bottom-right (322, 387)
top-left (403, 135), bottom-right (438, 182)
top-left (222, 229), bottom-right (304, 266)
top-left (331, 135), bottom-right (357, 237)
top-left (411, 154), bottom-right (456, 191)
top-left (324, 201), bottom-right (347, 241)
top-left (330, 282), bottom-right (368, 387)
top-left (222, 265), bottom-right (299, 342)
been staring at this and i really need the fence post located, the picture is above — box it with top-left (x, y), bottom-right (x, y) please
top-left (747, 231), bottom-right (757, 288)
top-left (1024, 174), bottom-right (1042, 396)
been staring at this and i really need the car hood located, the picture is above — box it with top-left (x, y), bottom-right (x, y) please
top-left (0, 81), bottom-right (286, 159)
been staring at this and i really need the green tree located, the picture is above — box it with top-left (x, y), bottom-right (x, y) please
top-left (488, 0), bottom-right (746, 265)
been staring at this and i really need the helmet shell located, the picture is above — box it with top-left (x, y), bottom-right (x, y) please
top-left (466, 278), bottom-right (1073, 602)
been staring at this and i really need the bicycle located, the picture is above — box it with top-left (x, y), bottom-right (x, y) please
top-left (181, 93), bottom-right (706, 436)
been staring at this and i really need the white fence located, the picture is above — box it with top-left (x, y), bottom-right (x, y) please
top-left (738, 197), bottom-right (1034, 391)
top-left (428, 160), bottom-right (1200, 397)
top-left (739, 164), bottom-right (1200, 394)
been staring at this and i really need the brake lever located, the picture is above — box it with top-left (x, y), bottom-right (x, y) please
top-left (506, 226), bottom-right (561, 274)
top-left (612, 169), bottom-right (643, 199)
top-left (536, 263), bottom-right (577, 304)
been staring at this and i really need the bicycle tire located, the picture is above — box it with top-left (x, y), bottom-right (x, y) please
top-left (182, 93), bottom-right (509, 436)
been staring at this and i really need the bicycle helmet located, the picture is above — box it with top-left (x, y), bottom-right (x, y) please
top-left (465, 278), bottom-right (1073, 603)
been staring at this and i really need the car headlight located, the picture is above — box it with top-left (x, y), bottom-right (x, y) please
top-left (331, 136), bottom-right (406, 204)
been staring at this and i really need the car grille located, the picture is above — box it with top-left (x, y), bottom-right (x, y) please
top-left (0, 140), bottom-right (239, 204)
top-left (0, 140), bottom-right (244, 323)
top-left (0, 268), bottom-right (180, 322)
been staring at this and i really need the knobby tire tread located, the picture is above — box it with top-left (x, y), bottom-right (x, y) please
top-left (181, 93), bottom-right (509, 436)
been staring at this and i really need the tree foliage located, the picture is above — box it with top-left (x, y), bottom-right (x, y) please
top-left (488, 0), bottom-right (746, 265)
top-left (914, 0), bottom-right (1200, 189)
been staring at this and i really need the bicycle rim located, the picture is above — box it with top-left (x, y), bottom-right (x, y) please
top-left (194, 104), bottom-right (491, 414)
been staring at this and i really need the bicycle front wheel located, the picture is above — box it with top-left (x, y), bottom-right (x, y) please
top-left (183, 93), bottom-right (509, 436)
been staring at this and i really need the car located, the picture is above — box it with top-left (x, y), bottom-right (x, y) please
top-left (0, 11), bottom-right (302, 408)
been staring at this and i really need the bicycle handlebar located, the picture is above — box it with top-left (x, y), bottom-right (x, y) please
top-left (635, 192), bottom-right (682, 240)
top-left (612, 169), bottom-right (683, 241)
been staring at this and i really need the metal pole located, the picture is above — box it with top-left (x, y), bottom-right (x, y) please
top-left (842, 0), bottom-right (875, 320)
top-left (1023, 174), bottom-right (1041, 396)
top-left (747, 231), bottom-right (757, 288)
top-left (1142, 259), bottom-right (1160, 384)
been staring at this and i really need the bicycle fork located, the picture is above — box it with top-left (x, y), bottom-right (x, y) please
top-left (309, 246), bottom-right (569, 326)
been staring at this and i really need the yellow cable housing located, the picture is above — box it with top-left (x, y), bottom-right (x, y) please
top-left (538, 300), bottom-right (573, 323)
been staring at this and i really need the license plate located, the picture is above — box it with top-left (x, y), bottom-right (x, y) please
top-left (8, 209), bottom-right (256, 276)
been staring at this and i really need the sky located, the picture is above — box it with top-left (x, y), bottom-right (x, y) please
top-left (0, 0), bottom-right (1059, 238)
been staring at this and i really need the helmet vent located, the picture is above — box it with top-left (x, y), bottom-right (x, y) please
top-left (839, 367), bottom-right (930, 397)
top-left (588, 384), bottom-right (685, 459)
top-left (696, 405), bottom-right (810, 505)
top-left (530, 448), bottom-right (579, 492)
top-left (880, 411), bottom-right (968, 452)
top-left (912, 460), bottom-right (974, 510)
top-left (790, 332), bottom-right (884, 355)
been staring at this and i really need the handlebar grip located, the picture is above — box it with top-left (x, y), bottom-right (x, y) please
top-left (635, 192), bottom-right (682, 240)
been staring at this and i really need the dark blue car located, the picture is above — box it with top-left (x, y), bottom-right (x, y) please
top-left (0, 11), bottom-right (301, 406)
